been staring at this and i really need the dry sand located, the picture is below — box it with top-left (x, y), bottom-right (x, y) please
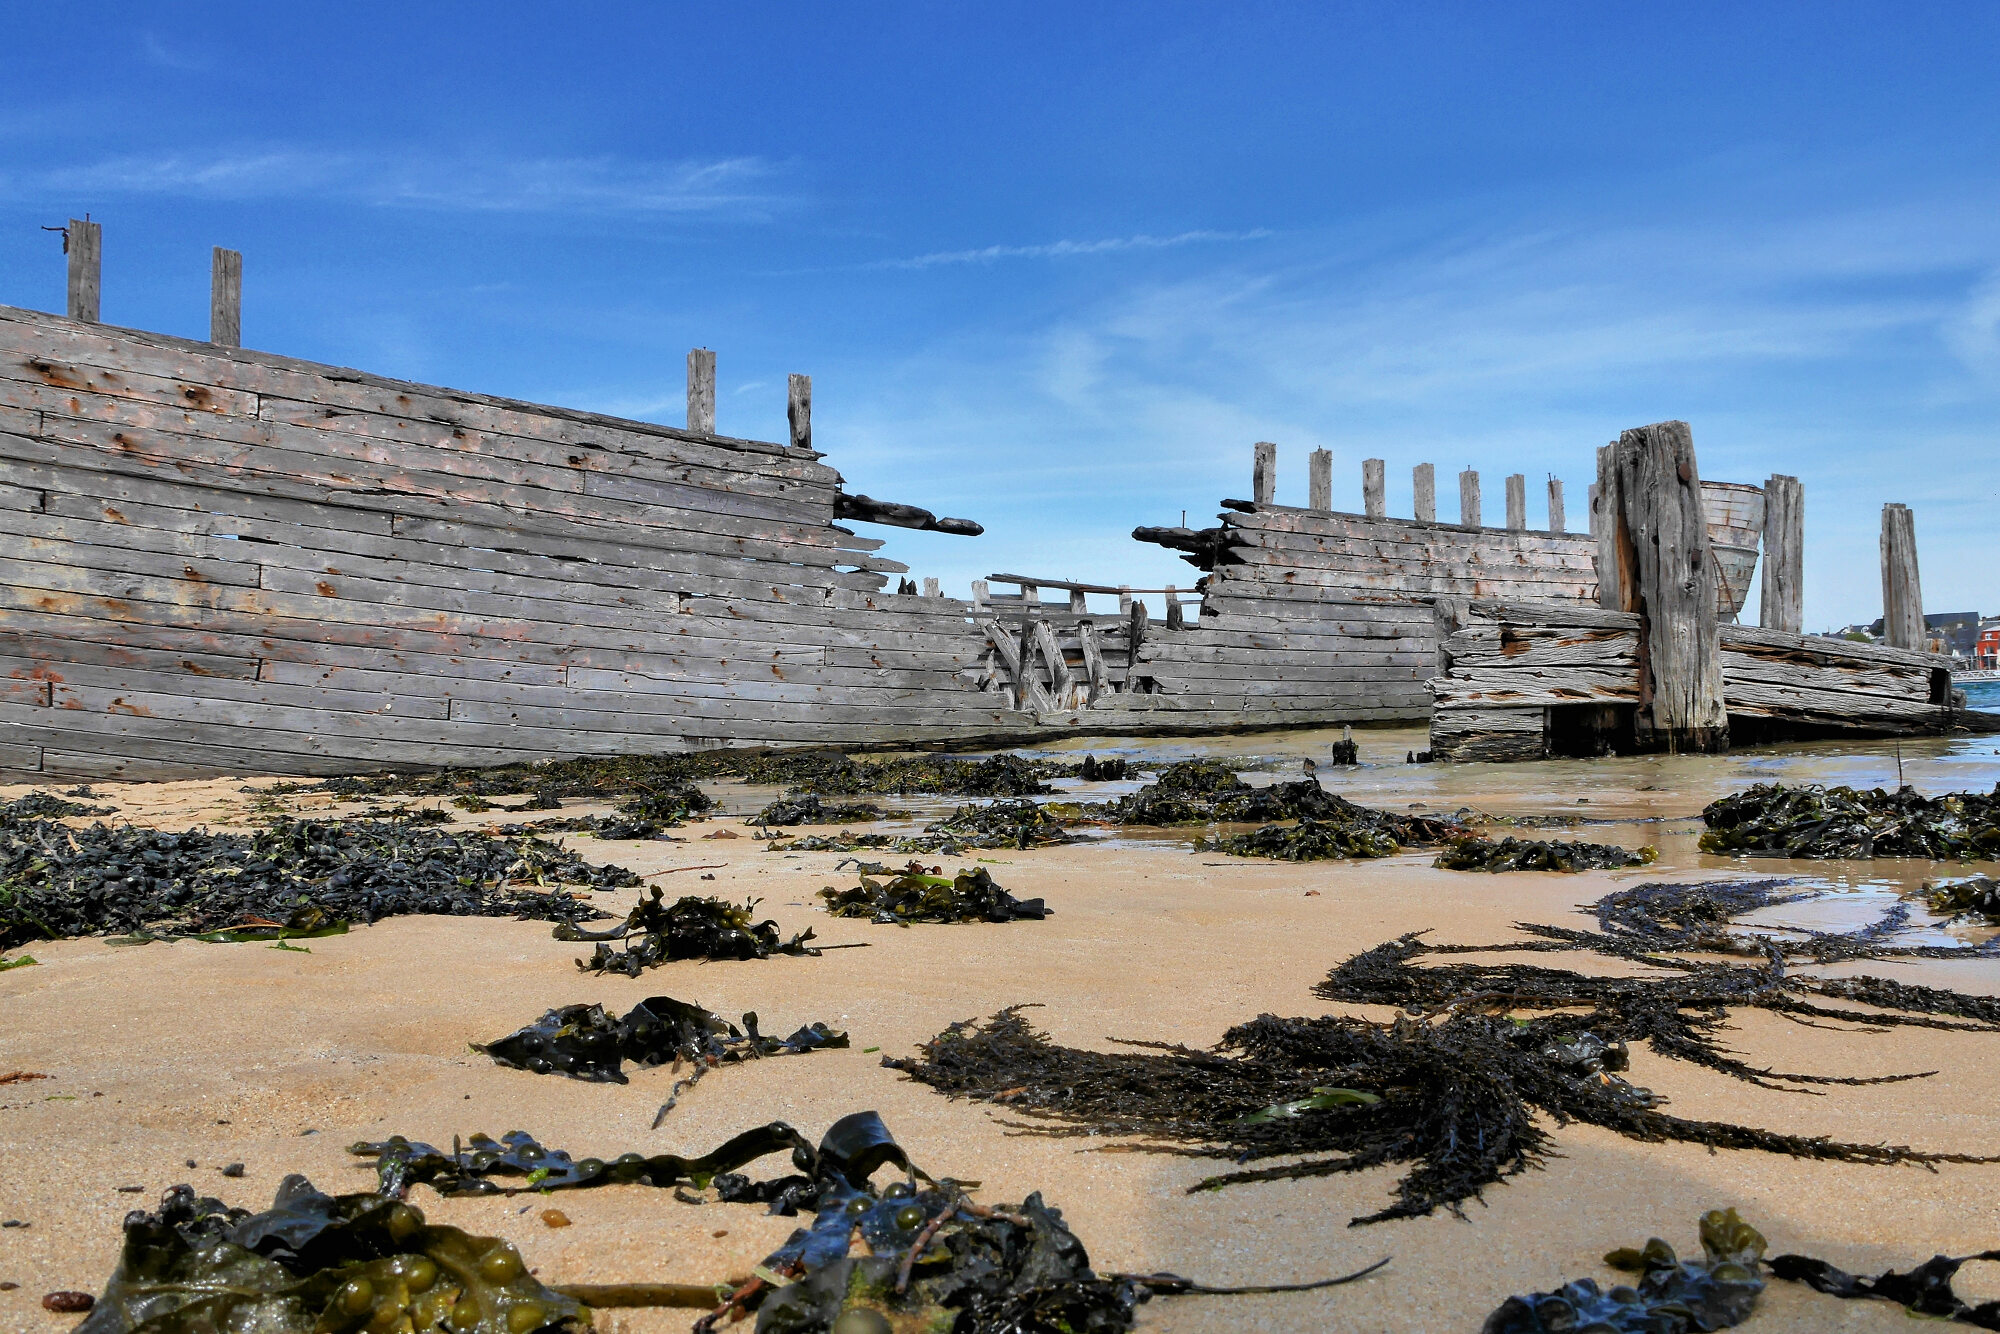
top-left (6, 727), bottom-right (2000, 1332)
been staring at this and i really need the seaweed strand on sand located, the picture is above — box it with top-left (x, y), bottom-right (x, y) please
top-left (887, 880), bottom-right (2000, 1226)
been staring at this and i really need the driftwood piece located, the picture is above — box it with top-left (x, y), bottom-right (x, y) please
top-left (833, 493), bottom-right (983, 536)
top-left (1880, 502), bottom-right (1923, 649)
top-left (1759, 474), bottom-right (1802, 634)
top-left (1612, 420), bottom-right (1727, 753)
top-left (210, 247), bottom-right (241, 348)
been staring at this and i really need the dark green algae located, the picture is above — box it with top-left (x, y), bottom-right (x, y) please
top-left (818, 864), bottom-right (1048, 924)
top-left (1700, 780), bottom-right (2000, 859)
top-left (557, 890), bottom-right (819, 976)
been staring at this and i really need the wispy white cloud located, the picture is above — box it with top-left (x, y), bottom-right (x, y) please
top-left (139, 32), bottom-right (210, 73)
top-left (7, 150), bottom-right (788, 216)
top-left (868, 228), bottom-right (1272, 270)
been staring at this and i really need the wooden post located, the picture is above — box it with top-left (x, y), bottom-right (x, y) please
top-left (1117, 586), bottom-right (1132, 615)
top-left (1593, 444), bottom-right (1631, 612)
top-left (1129, 598), bottom-right (1149, 658)
top-left (787, 374), bottom-right (811, 451)
top-left (1458, 470), bottom-right (1481, 527)
top-left (970, 579), bottom-right (988, 611)
top-left (1252, 442), bottom-right (1277, 505)
top-left (687, 349), bottom-right (716, 435)
top-left (1362, 458), bottom-right (1386, 518)
top-left (1308, 448), bottom-right (1332, 511)
top-left (1548, 477), bottom-right (1566, 534)
top-left (1165, 585), bottom-right (1184, 629)
top-left (209, 247), bottom-right (242, 347)
top-left (1610, 420), bottom-right (1727, 753)
top-left (1505, 474), bottom-right (1526, 530)
top-left (1413, 463), bottom-right (1436, 522)
top-left (67, 218), bottom-right (101, 322)
top-left (923, 577), bottom-right (941, 598)
top-left (1759, 474), bottom-right (1802, 634)
top-left (1880, 502), bottom-right (1924, 649)
top-left (1021, 582), bottom-right (1039, 610)
top-left (1068, 589), bottom-right (1087, 613)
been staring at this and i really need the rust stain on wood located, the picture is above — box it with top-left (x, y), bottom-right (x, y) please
top-left (107, 697), bottom-right (151, 716)
top-left (315, 581), bottom-right (337, 597)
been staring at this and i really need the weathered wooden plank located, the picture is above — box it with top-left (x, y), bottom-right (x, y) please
top-left (788, 373), bottom-right (811, 451)
top-left (1759, 474), bottom-right (1802, 634)
top-left (1430, 706), bottom-right (1547, 762)
top-left (68, 221), bottom-right (101, 323)
top-left (1253, 441), bottom-right (1276, 505)
top-left (687, 349), bottom-right (716, 435)
top-left (210, 247), bottom-right (242, 348)
top-left (1548, 477), bottom-right (1565, 535)
top-left (1309, 448), bottom-right (1332, 511)
top-left (1718, 622), bottom-right (1947, 672)
top-left (1880, 502), bottom-right (1924, 650)
top-left (1505, 474), bottom-right (1526, 531)
top-left (1362, 458), bottom-right (1385, 518)
top-left (1428, 666), bottom-right (1642, 708)
top-left (1413, 462), bottom-right (1435, 523)
top-left (1459, 469), bottom-right (1481, 528)
top-left (5, 354), bottom-right (258, 418)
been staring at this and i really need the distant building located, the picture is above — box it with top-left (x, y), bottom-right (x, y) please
top-left (1978, 619), bottom-right (2000, 670)
top-left (1865, 610), bottom-right (1981, 662)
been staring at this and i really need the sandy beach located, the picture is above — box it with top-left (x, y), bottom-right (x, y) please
top-left (6, 727), bottom-right (2000, 1332)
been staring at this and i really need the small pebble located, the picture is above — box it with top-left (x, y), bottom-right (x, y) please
top-left (1, 1220), bottom-right (26, 1228)
top-left (221, 1163), bottom-right (245, 1178)
top-left (712, 1229), bottom-right (728, 1238)
top-left (114, 1185), bottom-right (143, 1194)
top-left (43, 1291), bottom-right (94, 1313)
top-left (185, 1159), bottom-right (197, 1169)
top-left (0, 1280), bottom-right (18, 1290)
top-left (540, 1209), bottom-right (571, 1228)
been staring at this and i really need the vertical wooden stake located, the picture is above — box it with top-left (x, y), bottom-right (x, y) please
top-left (1759, 474), bottom-right (1803, 634)
top-left (1308, 448), bottom-right (1332, 511)
top-left (1117, 586), bottom-right (1132, 615)
top-left (1612, 420), bottom-right (1727, 753)
top-left (67, 218), bottom-right (101, 322)
top-left (209, 247), bottom-right (242, 347)
top-left (970, 579), bottom-right (989, 611)
top-left (923, 577), bottom-right (941, 599)
top-left (787, 373), bottom-right (811, 451)
top-left (1362, 458), bottom-right (1386, 518)
top-left (1413, 463), bottom-right (1436, 523)
top-left (1458, 470), bottom-right (1481, 528)
top-left (1021, 582), bottom-right (1039, 611)
top-left (1880, 502), bottom-right (1924, 649)
top-left (1594, 444), bottom-right (1632, 612)
top-left (1252, 442), bottom-right (1277, 505)
top-left (1547, 477), bottom-right (1566, 534)
top-left (1165, 585), bottom-right (1184, 629)
top-left (1068, 589), bottom-right (1087, 613)
top-left (1505, 474), bottom-right (1526, 530)
top-left (687, 348), bottom-right (716, 435)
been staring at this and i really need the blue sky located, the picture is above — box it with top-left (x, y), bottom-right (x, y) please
top-left (2, 4), bottom-right (1997, 629)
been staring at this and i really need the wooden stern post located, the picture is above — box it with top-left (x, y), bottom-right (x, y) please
top-left (1759, 474), bottom-right (1802, 634)
top-left (687, 348), bottom-right (716, 435)
top-left (67, 218), bottom-right (101, 322)
top-left (1880, 502), bottom-right (1924, 649)
top-left (210, 247), bottom-right (242, 347)
top-left (1413, 463), bottom-right (1436, 522)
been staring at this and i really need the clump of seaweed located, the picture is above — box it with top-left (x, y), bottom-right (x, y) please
top-left (1434, 835), bottom-right (1656, 872)
top-left (73, 1175), bottom-right (586, 1334)
top-left (887, 877), bottom-right (2000, 1225)
top-left (819, 864), bottom-right (1048, 924)
top-left (1701, 781), bottom-right (2000, 859)
top-left (1103, 762), bottom-right (1467, 840)
top-left (478, 994), bottom-right (847, 1091)
top-left (754, 794), bottom-right (886, 827)
top-left (0, 790), bottom-right (115, 819)
top-left (558, 889), bottom-right (819, 975)
top-left (0, 812), bottom-right (625, 949)
top-left (1923, 876), bottom-right (2000, 922)
top-left (924, 798), bottom-right (1081, 849)
top-left (1484, 1208), bottom-right (1768, 1333)
top-left (1771, 1244), bottom-right (2000, 1328)
top-left (1204, 799), bottom-right (1467, 860)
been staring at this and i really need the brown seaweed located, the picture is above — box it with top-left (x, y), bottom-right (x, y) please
top-left (818, 864), bottom-right (1048, 924)
top-left (558, 889), bottom-right (819, 975)
top-left (73, 1175), bottom-right (586, 1333)
top-left (1483, 1209), bottom-right (1767, 1333)
top-left (1433, 835), bottom-right (1656, 872)
top-left (1105, 762), bottom-right (1466, 840)
top-left (1923, 875), bottom-right (2000, 922)
top-left (477, 994), bottom-right (846, 1086)
top-left (925, 798), bottom-right (1081, 848)
top-left (885, 876), bottom-right (2000, 1225)
top-left (1770, 1246), bottom-right (2000, 1327)
top-left (754, 795), bottom-right (885, 827)
top-left (1701, 781), bottom-right (2000, 859)
top-left (0, 813), bottom-right (625, 950)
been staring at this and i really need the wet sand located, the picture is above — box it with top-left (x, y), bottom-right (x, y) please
top-left (6, 727), bottom-right (2000, 1331)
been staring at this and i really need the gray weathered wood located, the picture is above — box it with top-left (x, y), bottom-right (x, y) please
top-left (1880, 502), bottom-right (1923, 650)
top-left (1068, 588), bottom-right (1087, 613)
top-left (1548, 477), bottom-right (1565, 535)
top-left (1362, 458), bottom-right (1385, 518)
top-left (1076, 619), bottom-right (1108, 703)
top-left (1032, 617), bottom-right (1075, 708)
top-left (1253, 441), bottom-right (1276, 505)
top-left (787, 373), bottom-right (811, 451)
top-left (924, 577), bottom-right (941, 598)
top-left (970, 579), bottom-right (988, 610)
top-left (1612, 420), bottom-right (1726, 752)
top-left (1505, 473), bottom-right (1526, 530)
top-left (1459, 469), bottom-right (1480, 528)
top-left (67, 220), bottom-right (102, 323)
top-left (210, 247), bottom-right (242, 348)
top-left (687, 348), bottom-right (716, 435)
top-left (1118, 585), bottom-right (1132, 615)
top-left (1309, 448), bottom-right (1332, 511)
top-left (1759, 474), bottom-right (1802, 634)
top-left (1413, 463), bottom-right (1435, 523)
top-left (1594, 443), bottom-right (1631, 612)
top-left (1165, 585), bottom-right (1184, 630)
